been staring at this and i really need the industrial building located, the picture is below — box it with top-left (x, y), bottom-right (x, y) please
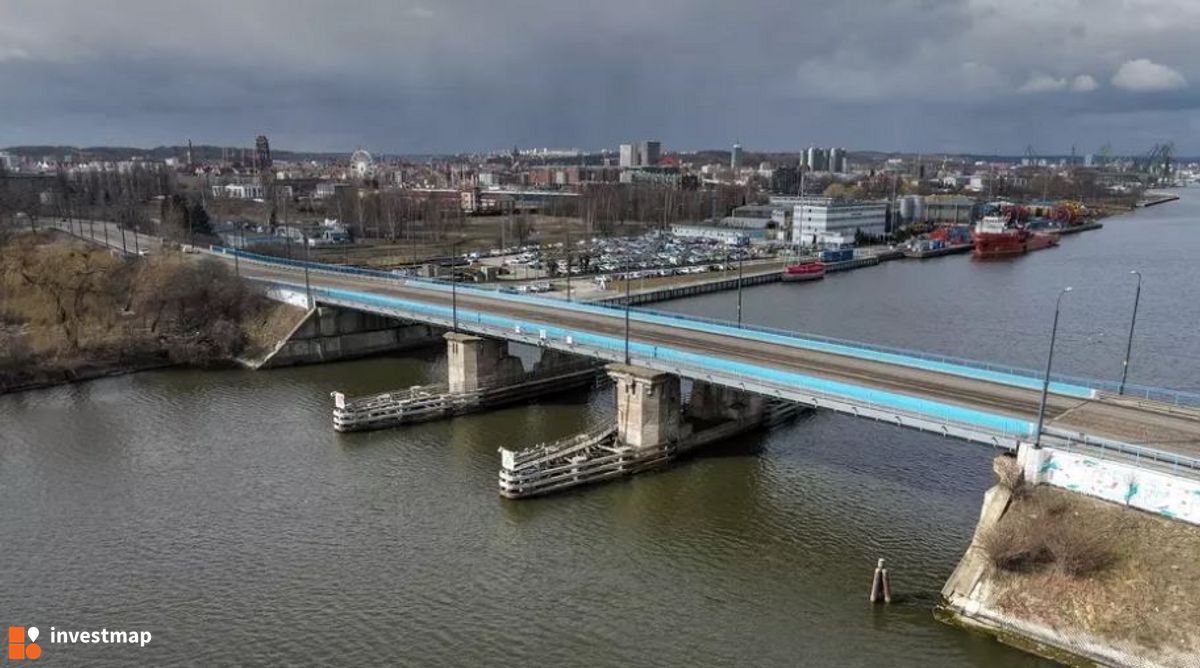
top-left (670, 220), bottom-right (768, 245)
top-left (729, 204), bottom-right (792, 240)
top-left (791, 197), bottom-right (888, 246)
top-left (922, 195), bottom-right (976, 224)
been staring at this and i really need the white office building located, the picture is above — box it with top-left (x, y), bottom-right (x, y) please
top-left (619, 143), bottom-right (640, 168)
top-left (792, 197), bottom-right (888, 246)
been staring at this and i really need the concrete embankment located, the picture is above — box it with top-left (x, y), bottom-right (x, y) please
top-left (939, 456), bottom-right (1200, 667)
top-left (597, 268), bottom-right (782, 306)
top-left (592, 251), bottom-right (906, 306)
top-left (1137, 193), bottom-right (1180, 208)
top-left (242, 302), bottom-right (443, 369)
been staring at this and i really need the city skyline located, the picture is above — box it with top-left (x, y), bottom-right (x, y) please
top-left (1, 1), bottom-right (1198, 155)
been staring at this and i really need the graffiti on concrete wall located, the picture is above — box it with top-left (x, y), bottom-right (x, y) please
top-left (1038, 449), bottom-right (1200, 525)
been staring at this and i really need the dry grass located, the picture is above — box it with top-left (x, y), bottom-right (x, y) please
top-left (240, 301), bottom-right (308, 359)
top-left (984, 486), bottom-right (1200, 657)
top-left (1, 235), bottom-right (284, 386)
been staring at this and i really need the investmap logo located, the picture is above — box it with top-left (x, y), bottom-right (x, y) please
top-left (6, 625), bottom-right (152, 661)
top-left (6, 627), bottom-right (41, 661)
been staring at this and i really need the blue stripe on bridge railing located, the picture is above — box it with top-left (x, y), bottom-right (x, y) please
top-left (218, 246), bottom-right (1200, 407)
top-left (295, 281), bottom-right (1037, 439)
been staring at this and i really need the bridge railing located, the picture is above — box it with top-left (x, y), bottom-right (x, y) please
top-left (212, 245), bottom-right (1200, 408)
top-left (304, 281), bottom-right (1200, 478)
top-left (303, 282), bottom-right (1037, 437)
top-left (1046, 429), bottom-right (1200, 478)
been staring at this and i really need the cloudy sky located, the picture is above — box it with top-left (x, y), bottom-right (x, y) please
top-left (1, 0), bottom-right (1197, 155)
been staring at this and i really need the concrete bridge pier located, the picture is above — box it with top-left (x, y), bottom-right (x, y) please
top-left (445, 332), bottom-right (528, 393)
top-left (608, 364), bottom-right (681, 449)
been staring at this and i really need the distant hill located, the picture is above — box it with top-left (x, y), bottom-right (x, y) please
top-left (1, 144), bottom-right (348, 163)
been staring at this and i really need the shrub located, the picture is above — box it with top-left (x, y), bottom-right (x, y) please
top-left (981, 496), bottom-right (1117, 578)
top-left (993, 455), bottom-right (1027, 497)
top-left (980, 520), bottom-right (1052, 572)
top-left (1045, 521), bottom-right (1114, 577)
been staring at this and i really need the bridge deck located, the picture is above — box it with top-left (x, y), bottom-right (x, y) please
top-left (240, 261), bottom-right (1200, 457)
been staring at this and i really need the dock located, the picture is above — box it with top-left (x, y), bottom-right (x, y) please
top-left (1053, 221), bottom-right (1103, 235)
top-left (1136, 193), bottom-right (1180, 208)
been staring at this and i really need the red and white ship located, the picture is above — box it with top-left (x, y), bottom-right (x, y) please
top-left (972, 214), bottom-right (1059, 258)
top-left (781, 260), bottom-right (825, 282)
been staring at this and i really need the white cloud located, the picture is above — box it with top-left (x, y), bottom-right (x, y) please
top-left (0, 45), bottom-right (29, 62)
top-left (1069, 74), bottom-right (1098, 92)
top-left (1018, 73), bottom-right (1067, 93)
top-left (1111, 59), bottom-right (1187, 91)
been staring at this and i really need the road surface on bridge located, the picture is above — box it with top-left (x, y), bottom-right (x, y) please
top-left (236, 260), bottom-right (1200, 457)
top-left (44, 220), bottom-right (1200, 456)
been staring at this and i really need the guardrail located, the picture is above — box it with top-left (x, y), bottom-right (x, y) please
top-left (301, 281), bottom-right (1036, 436)
top-left (303, 280), bottom-right (1200, 477)
top-left (212, 245), bottom-right (1200, 407)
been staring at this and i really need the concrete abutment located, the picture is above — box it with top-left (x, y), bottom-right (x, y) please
top-left (253, 305), bottom-right (443, 368)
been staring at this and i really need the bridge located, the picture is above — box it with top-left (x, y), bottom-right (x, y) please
top-left (45, 219), bottom-right (1200, 510)
top-left (204, 247), bottom-right (1200, 470)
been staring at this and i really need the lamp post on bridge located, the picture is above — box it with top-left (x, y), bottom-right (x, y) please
top-left (624, 272), bottom-right (632, 365)
top-left (451, 239), bottom-right (463, 333)
top-left (736, 253), bottom-right (744, 328)
top-left (564, 226), bottom-right (572, 303)
top-left (302, 233), bottom-right (313, 310)
top-left (1035, 286), bottom-right (1072, 449)
top-left (1119, 270), bottom-right (1142, 395)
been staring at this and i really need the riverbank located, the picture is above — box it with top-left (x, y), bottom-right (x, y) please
top-left (940, 457), bottom-right (1200, 667)
top-left (0, 350), bottom-right (176, 394)
top-left (0, 232), bottom-right (301, 396)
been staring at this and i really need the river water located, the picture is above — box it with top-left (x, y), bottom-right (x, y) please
top-left (2, 192), bottom-right (1196, 666)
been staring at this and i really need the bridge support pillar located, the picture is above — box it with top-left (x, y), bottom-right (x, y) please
top-left (446, 332), bottom-right (524, 394)
top-left (1015, 442), bottom-right (1048, 483)
top-left (608, 364), bottom-right (680, 449)
top-left (687, 380), bottom-right (765, 423)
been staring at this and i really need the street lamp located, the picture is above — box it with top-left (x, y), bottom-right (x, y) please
top-left (451, 239), bottom-right (463, 332)
top-left (1035, 286), bottom-right (1072, 449)
top-left (624, 272), bottom-right (632, 365)
top-left (736, 253), bottom-right (744, 328)
top-left (564, 228), bottom-right (572, 303)
top-left (302, 234), bottom-right (313, 309)
top-left (1119, 270), bottom-right (1142, 395)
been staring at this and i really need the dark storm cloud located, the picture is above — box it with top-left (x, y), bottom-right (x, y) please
top-left (1, 0), bottom-right (1198, 154)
